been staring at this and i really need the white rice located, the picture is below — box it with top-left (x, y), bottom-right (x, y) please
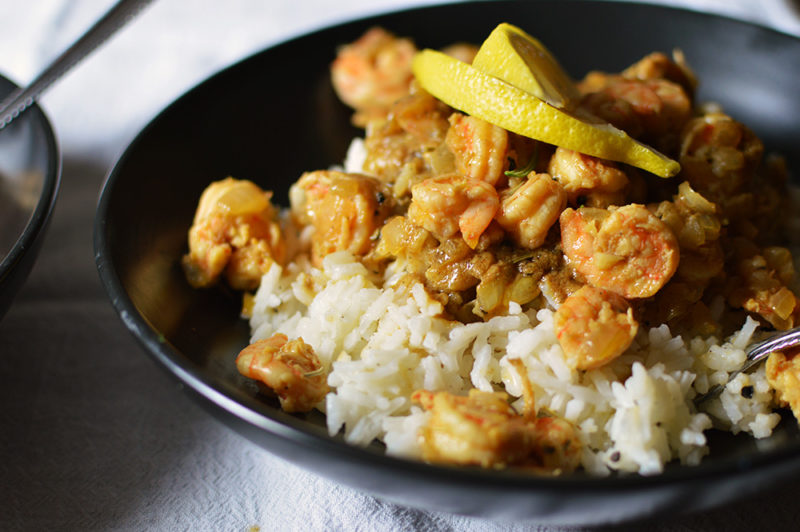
top-left (248, 249), bottom-right (782, 476)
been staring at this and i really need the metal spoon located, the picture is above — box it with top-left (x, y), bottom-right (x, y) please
top-left (694, 325), bottom-right (800, 405)
top-left (0, 0), bottom-right (154, 130)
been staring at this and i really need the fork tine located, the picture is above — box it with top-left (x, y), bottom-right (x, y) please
top-left (694, 325), bottom-right (800, 406)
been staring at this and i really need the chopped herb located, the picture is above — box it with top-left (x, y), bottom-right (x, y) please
top-left (504, 144), bottom-right (540, 178)
top-left (512, 251), bottom-right (536, 263)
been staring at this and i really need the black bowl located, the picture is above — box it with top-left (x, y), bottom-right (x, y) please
top-left (94, 1), bottom-right (800, 525)
top-left (0, 74), bottom-right (61, 320)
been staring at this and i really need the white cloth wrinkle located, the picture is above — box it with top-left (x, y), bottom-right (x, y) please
top-left (1, 1), bottom-right (799, 531)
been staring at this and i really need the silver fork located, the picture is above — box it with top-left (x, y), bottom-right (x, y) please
top-left (694, 325), bottom-right (800, 405)
top-left (0, 0), bottom-right (154, 130)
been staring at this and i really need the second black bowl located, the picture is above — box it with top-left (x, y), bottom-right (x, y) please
top-left (0, 74), bottom-right (61, 321)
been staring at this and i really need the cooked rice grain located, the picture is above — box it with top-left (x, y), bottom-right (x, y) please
top-left (249, 251), bottom-right (778, 475)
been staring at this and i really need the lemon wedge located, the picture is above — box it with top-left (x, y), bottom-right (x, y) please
top-left (471, 22), bottom-right (580, 110)
top-left (413, 49), bottom-right (680, 178)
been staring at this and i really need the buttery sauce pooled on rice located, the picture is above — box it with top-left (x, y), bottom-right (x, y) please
top-left (181, 25), bottom-right (800, 476)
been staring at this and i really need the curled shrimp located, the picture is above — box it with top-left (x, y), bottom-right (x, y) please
top-left (547, 147), bottom-right (629, 208)
top-left (679, 112), bottom-right (764, 205)
top-left (560, 204), bottom-right (679, 299)
top-left (407, 173), bottom-right (499, 249)
top-left (182, 177), bottom-right (286, 291)
top-left (554, 285), bottom-right (638, 370)
top-left (495, 172), bottom-right (566, 249)
top-left (621, 50), bottom-right (697, 96)
top-left (412, 388), bottom-right (581, 473)
top-left (290, 170), bottom-right (394, 264)
top-left (330, 27), bottom-right (416, 125)
top-left (579, 75), bottom-right (691, 150)
top-left (236, 333), bottom-right (329, 413)
top-left (445, 112), bottom-right (509, 186)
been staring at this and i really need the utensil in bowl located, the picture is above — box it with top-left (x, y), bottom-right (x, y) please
top-left (0, 73), bottom-right (60, 320)
top-left (0, 0), bottom-right (153, 130)
top-left (93, 1), bottom-right (800, 525)
top-left (696, 326), bottom-right (800, 405)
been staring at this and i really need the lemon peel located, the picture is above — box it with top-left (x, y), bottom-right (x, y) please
top-left (471, 22), bottom-right (580, 110)
top-left (412, 49), bottom-right (680, 178)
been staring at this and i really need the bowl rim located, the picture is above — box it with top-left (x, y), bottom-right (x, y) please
top-left (92, 246), bottom-right (800, 491)
top-left (0, 72), bottom-right (62, 300)
top-left (93, 0), bottom-right (800, 511)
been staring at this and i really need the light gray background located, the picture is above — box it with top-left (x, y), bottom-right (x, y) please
top-left (2, 1), bottom-right (800, 530)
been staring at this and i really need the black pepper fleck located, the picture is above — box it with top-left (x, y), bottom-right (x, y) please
top-left (741, 385), bottom-right (754, 399)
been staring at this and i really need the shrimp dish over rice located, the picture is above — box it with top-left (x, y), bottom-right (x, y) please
top-left (181, 24), bottom-right (800, 476)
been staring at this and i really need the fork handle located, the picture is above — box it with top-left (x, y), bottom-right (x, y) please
top-left (0, 0), bottom-right (154, 130)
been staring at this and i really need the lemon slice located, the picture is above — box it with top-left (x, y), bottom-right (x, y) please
top-left (472, 23), bottom-right (580, 110)
top-left (413, 49), bottom-right (680, 178)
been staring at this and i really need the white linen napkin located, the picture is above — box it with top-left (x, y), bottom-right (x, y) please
top-left (1, 1), bottom-right (799, 530)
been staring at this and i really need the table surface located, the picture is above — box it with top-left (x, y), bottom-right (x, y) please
top-left (2, 1), bottom-right (800, 530)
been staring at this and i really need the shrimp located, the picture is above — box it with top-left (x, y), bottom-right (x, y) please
top-left (182, 177), bottom-right (286, 291)
top-left (621, 51), bottom-right (697, 96)
top-left (412, 388), bottom-right (581, 473)
top-left (445, 113), bottom-right (509, 186)
top-left (681, 112), bottom-right (791, 245)
top-left (554, 285), bottom-right (638, 370)
top-left (560, 204), bottom-right (679, 299)
top-left (330, 27), bottom-right (416, 126)
top-left (289, 170), bottom-right (394, 264)
top-left (579, 75), bottom-right (691, 151)
top-left (547, 147), bottom-right (629, 208)
top-left (495, 172), bottom-right (567, 249)
top-left (441, 42), bottom-right (479, 64)
top-left (679, 112), bottom-right (764, 206)
top-left (236, 333), bottom-right (329, 413)
top-left (766, 348), bottom-right (800, 421)
top-left (407, 173), bottom-right (499, 249)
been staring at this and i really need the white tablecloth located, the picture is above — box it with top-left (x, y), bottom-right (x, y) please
top-left (2, 1), bottom-right (800, 530)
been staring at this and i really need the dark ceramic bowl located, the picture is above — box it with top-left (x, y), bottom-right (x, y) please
top-left (0, 74), bottom-right (61, 320)
top-left (94, 1), bottom-right (800, 525)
